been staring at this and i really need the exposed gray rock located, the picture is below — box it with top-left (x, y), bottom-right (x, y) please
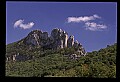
top-left (24, 30), bottom-right (42, 46)
top-left (57, 39), bottom-right (63, 49)
top-left (69, 54), bottom-right (81, 59)
top-left (23, 28), bottom-right (86, 55)
top-left (6, 28), bottom-right (87, 62)
top-left (51, 28), bottom-right (60, 39)
top-left (77, 46), bottom-right (86, 56)
top-left (62, 32), bottom-right (68, 48)
top-left (73, 40), bottom-right (79, 48)
top-left (50, 28), bottom-right (68, 49)
top-left (78, 43), bottom-right (82, 47)
top-left (6, 53), bottom-right (33, 62)
top-left (67, 35), bottom-right (74, 48)
top-left (40, 32), bottom-right (48, 40)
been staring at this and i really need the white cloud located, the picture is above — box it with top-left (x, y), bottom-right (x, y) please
top-left (85, 22), bottom-right (107, 31)
top-left (14, 19), bottom-right (24, 28)
top-left (93, 14), bottom-right (101, 19)
top-left (67, 14), bottom-right (101, 23)
top-left (67, 14), bottom-right (107, 31)
top-left (14, 19), bottom-right (34, 29)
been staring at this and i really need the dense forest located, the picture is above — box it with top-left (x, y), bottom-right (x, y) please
top-left (6, 43), bottom-right (116, 77)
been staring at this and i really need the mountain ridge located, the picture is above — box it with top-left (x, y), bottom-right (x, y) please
top-left (6, 28), bottom-right (86, 62)
top-left (6, 28), bottom-right (116, 77)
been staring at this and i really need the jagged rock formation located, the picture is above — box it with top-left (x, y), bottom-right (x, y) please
top-left (24, 30), bottom-right (41, 46)
top-left (73, 40), bottom-right (79, 48)
top-left (24, 28), bottom-right (86, 55)
top-left (23, 28), bottom-right (69, 50)
top-left (50, 28), bottom-right (69, 49)
top-left (6, 28), bottom-right (86, 61)
top-left (23, 28), bottom-right (83, 49)
top-left (67, 35), bottom-right (74, 48)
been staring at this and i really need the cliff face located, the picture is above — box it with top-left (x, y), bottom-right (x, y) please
top-left (6, 28), bottom-right (86, 61)
top-left (24, 30), bottom-right (42, 46)
top-left (23, 28), bottom-right (85, 51)
top-left (24, 28), bottom-right (86, 57)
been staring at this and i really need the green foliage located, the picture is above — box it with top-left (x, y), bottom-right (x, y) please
top-left (6, 42), bottom-right (116, 77)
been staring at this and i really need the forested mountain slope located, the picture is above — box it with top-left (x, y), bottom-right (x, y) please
top-left (6, 43), bottom-right (116, 77)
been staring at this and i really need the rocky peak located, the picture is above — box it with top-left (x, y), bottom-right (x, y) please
top-left (28, 29), bottom-right (42, 36)
top-left (51, 28), bottom-right (63, 39)
top-left (6, 28), bottom-right (87, 62)
top-left (51, 28), bottom-right (59, 39)
top-left (51, 28), bottom-right (64, 49)
top-left (23, 28), bottom-right (86, 56)
top-left (24, 30), bottom-right (42, 46)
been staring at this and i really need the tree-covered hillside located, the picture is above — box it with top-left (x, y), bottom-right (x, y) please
top-left (6, 43), bottom-right (116, 77)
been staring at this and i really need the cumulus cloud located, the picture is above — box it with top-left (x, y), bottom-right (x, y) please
top-left (14, 19), bottom-right (34, 29)
top-left (67, 14), bottom-right (101, 23)
top-left (14, 19), bottom-right (24, 27)
top-left (67, 14), bottom-right (107, 31)
top-left (85, 22), bottom-right (107, 31)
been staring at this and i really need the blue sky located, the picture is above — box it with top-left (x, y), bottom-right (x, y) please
top-left (6, 2), bottom-right (117, 52)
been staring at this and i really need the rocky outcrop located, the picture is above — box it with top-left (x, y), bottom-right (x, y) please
top-left (73, 40), bottom-right (79, 48)
top-left (40, 32), bottom-right (48, 40)
top-left (6, 28), bottom-right (86, 61)
top-left (62, 31), bottom-right (68, 48)
top-left (22, 28), bottom-right (86, 59)
top-left (23, 28), bottom-right (86, 50)
top-left (67, 35), bottom-right (74, 48)
top-left (6, 53), bottom-right (33, 62)
top-left (69, 54), bottom-right (81, 59)
top-left (77, 43), bottom-right (86, 56)
top-left (24, 30), bottom-right (42, 46)
top-left (50, 28), bottom-right (69, 49)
